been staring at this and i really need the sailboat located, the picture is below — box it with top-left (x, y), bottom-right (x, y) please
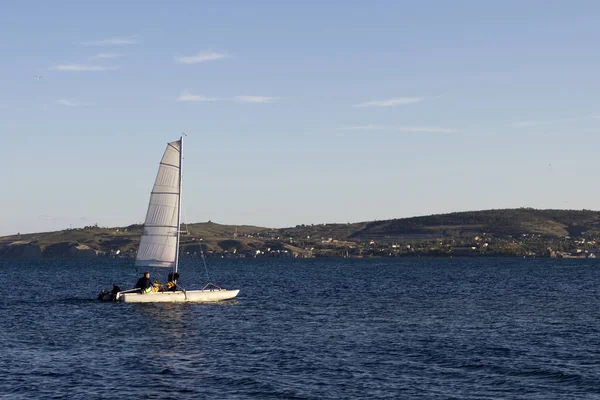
top-left (102, 137), bottom-right (239, 303)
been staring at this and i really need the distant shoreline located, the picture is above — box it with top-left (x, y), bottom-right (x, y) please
top-left (2, 208), bottom-right (600, 260)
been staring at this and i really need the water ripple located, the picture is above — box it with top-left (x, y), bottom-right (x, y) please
top-left (1, 258), bottom-right (600, 398)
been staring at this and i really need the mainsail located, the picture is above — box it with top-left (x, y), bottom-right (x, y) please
top-left (135, 139), bottom-right (182, 269)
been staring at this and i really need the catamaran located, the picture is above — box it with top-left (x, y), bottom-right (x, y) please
top-left (100, 136), bottom-right (239, 303)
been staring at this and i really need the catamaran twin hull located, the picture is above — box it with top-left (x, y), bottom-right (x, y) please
top-left (116, 289), bottom-right (240, 303)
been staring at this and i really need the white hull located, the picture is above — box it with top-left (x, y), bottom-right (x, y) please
top-left (117, 289), bottom-right (239, 303)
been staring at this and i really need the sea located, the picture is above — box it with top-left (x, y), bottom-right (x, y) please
top-left (1, 257), bottom-right (600, 399)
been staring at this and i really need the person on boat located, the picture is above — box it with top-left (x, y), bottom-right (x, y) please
top-left (166, 272), bottom-right (180, 292)
top-left (135, 271), bottom-right (154, 294)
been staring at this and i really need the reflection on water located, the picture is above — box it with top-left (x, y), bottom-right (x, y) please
top-left (133, 303), bottom-right (187, 323)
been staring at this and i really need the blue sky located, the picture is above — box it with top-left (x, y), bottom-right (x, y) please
top-left (1, 0), bottom-right (600, 235)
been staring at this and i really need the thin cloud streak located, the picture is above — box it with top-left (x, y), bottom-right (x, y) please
top-left (511, 115), bottom-right (600, 127)
top-left (396, 126), bottom-right (457, 133)
top-left (512, 121), bottom-right (543, 127)
top-left (175, 52), bottom-right (230, 64)
top-left (55, 99), bottom-right (92, 107)
top-left (353, 97), bottom-right (425, 108)
top-left (52, 64), bottom-right (118, 72)
top-left (81, 37), bottom-right (139, 46)
top-left (177, 90), bottom-right (217, 102)
top-left (55, 99), bottom-right (79, 107)
top-left (341, 124), bottom-right (387, 130)
top-left (92, 53), bottom-right (120, 59)
top-left (235, 96), bottom-right (279, 103)
top-left (341, 125), bottom-right (457, 133)
top-left (176, 93), bottom-right (278, 103)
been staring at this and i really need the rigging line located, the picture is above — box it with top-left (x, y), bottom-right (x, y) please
top-left (178, 133), bottom-right (210, 285)
top-left (179, 166), bottom-right (210, 283)
top-left (183, 207), bottom-right (211, 284)
top-left (190, 243), bottom-right (211, 285)
top-left (179, 170), bottom-right (211, 284)
top-left (179, 146), bottom-right (187, 239)
top-left (200, 246), bottom-right (211, 283)
top-left (179, 164), bottom-right (190, 272)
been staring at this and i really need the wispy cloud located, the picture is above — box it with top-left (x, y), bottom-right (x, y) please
top-left (52, 64), bottom-right (118, 72)
top-left (235, 96), bottom-right (279, 103)
top-left (395, 126), bottom-right (457, 133)
top-left (81, 37), bottom-right (139, 46)
top-left (511, 115), bottom-right (599, 127)
top-left (91, 53), bottom-right (120, 59)
top-left (341, 124), bottom-right (387, 130)
top-left (175, 51), bottom-right (230, 64)
top-left (512, 121), bottom-right (542, 127)
top-left (512, 118), bottom-right (576, 127)
top-left (176, 92), bottom-right (279, 103)
top-left (177, 90), bottom-right (217, 102)
top-left (341, 125), bottom-right (457, 133)
top-left (353, 97), bottom-right (425, 108)
top-left (55, 99), bottom-right (79, 107)
top-left (55, 99), bottom-right (91, 107)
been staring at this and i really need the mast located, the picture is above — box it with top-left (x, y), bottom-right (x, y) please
top-left (174, 135), bottom-right (183, 274)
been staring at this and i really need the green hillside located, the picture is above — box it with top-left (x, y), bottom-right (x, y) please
top-left (348, 208), bottom-right (600, 240)
top-left (277, 208), bottom-right (600, 241)
top-left (2, 208), bottom-right (600, 258)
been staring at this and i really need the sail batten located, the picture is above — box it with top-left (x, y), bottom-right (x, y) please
top-left (159, 162), bottom-right (179, 169)
top-left (135, 139), bottom-right (182, 269)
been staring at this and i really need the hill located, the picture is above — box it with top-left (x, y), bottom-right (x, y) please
top-left (1, 208), bottom-right (600, 258)
top-left (350, 208), bottom-right (600, 239)
top-left (0, 221), bottom-right (278, 258)
top-left (279, 208), bottom-right (600, 240)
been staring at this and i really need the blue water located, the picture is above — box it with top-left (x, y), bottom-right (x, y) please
top-left (1, 258), bottom-right (600, 399)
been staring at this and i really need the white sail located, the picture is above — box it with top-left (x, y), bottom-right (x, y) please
top-left (135, 139), bottom-right (181, 268)
top-left (98, 136), bottom-right (239, 303)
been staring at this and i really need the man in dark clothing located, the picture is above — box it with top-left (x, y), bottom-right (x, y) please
top-left (167, 272), bottom-right (180, 291)
top-left (135, 272), bottom-right (153, 293)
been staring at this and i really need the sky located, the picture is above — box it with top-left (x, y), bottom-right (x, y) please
top-left (1, 0), bottom-right (600, 235)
